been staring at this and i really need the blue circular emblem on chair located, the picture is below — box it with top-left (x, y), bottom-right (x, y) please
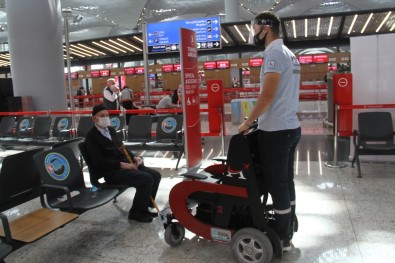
top-left (57, 118), bottom-right (69, 131)
top-left (20, 119), bottom-right (30, 130)
top-left (161, 117), bottom-right (177, 133)
top-left (44, 153), bottom-right (70, 181)
top-left (110, 117), bottom-right (121, 130)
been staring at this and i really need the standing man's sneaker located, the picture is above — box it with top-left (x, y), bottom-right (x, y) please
top-left (282, 239), bottom-right (293, 252)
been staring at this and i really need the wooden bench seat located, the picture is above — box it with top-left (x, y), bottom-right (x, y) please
top-left (0, 208), bottom-right (77, 243)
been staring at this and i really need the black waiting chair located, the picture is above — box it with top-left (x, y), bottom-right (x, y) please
top-left (32, 116), bottom-right (51, 140)
top-left (76, 116), bottom-right (94, 138)
top-left (352, 112), bottom-right (395, 178)
top-left (0, 116), bottom-right (16, 149)
top-left (124, 115), bottom-right (153, 149)
top-left (33, 147), bottom-right (119, 214)
top-left (52, 137), bottom-right (84, 167)
top-left (0, 116), bottom-right (16, 138)
top-left (110, 115), bottom-right (126, 141)
top-left (145, 114), bottom-right (184, 170)
top-left (0, 147), bottom-right (78, 255)
top-left (78, 141), bottom-right (128, 203)
top-left (52, 116), bottom-right (72, 140)
top-left (0, 212), bottom-right (12, 262)
top-left (16, 116), bottom-right (34, 139)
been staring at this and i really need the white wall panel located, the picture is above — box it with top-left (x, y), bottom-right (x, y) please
top-left (350, 33), bottom-right (395, 162)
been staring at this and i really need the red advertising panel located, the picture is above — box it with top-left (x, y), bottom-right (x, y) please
top-left (99, 70), bottom-right (110, 77)
top-left (174, 64), bottom-right (181, 71)
top-left (206, 80), bottom-right (224, 133)
top-left (135, 67), bottom-right (144, 74)
top-left (298, 55), bottom-right (313, 64)
top-left (313, 54), bottom-right (328, 63)
top-left (180, 28), bottom-right (202, 169)
top-left (203, 61), bottom-right (217, 70)
top-left (90, 70), bottom-right (100, 78)
top-left (249, 58), bottom-right (263, 67)
top-left (162, 64), bottom-right (174, 73)
top-left (124, 67), bottom-right (135, 75)
top-left (64, 72), bottom-right (78, 79)
top-left (333, 73), bottom-right (353, 135)
top-left (216, 60), bottom-right (230, 69)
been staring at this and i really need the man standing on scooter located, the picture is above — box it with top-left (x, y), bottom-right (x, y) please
top-left (238, 11), bottom-right (301, 252)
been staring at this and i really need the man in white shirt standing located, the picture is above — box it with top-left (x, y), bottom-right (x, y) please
top-left (103, 78), bottom-right (120, 110)
top-left (238, 11), bottom-right (301, 252)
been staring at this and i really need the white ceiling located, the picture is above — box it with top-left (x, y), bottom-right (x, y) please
top-left (0, 0), bottom-right (394, 43)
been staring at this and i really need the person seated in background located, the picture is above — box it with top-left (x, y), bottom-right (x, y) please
top-left (76, 87), bottom-right (85, 108)
top-left (170, 84), bottom-right (183, 106)
top-left (156, 93), bottom-right (178, 109)
top-left (85, 104), bottom-right (162, 223)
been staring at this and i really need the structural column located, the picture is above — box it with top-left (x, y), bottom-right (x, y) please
top-left (224, 0), bottom-right (240, 23)
top-left (5, 0), bottom-right (67, 110)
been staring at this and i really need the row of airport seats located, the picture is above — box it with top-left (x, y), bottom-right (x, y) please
top-left (0, 113), bottom-right (184, 168)
top-left (0, 116), bottom-right (73, 147)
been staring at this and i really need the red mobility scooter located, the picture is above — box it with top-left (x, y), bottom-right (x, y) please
top-left (161, 128), bottom-right (297, 263)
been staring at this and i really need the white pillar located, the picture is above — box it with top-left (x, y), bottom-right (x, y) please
top-left (6, 0), bottom-right (67, 110)
top-left (224, 0), bottom-right (240, 23)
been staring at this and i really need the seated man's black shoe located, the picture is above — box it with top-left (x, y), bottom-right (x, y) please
top-left (128, 211), bottom-right (153, 223)
top-left (143, 209), bottom-right (158, 218)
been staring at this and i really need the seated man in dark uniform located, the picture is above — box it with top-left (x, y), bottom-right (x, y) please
top-left (85, 104), bottom-right (161, 223)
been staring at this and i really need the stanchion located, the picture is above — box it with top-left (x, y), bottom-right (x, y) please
top-left (219, 107), bottom-right (225, 155)
top-left (325, 104), bottom-right (347, 168)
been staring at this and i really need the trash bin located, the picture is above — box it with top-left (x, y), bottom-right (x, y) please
top-left (230, 98), bottom-right (257, 125)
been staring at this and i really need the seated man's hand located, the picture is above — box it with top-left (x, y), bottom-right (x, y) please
top-left (133, 157), bottom-right (143, 166)
top-left (120, 161), bottom-right (138, 170)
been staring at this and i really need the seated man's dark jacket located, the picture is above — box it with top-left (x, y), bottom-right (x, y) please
top-left (85, 125), bottom-right (135, 179)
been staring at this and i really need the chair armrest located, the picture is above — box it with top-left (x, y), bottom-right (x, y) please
top-left (0, 212), bottom-right (12, 244)
top-left (40, 184), bottom-right (73, 210)
top-left (175, 129), bottom-right (184, 143)
top-left (353, 129), bottom-right (359, 147)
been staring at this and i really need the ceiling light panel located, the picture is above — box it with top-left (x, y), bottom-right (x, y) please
top-left (227, 23), bottom-right (250, 44)
top-left (284, 15), bottom-right (342, 40)
top-left (342, 12), bottom-right (392, 35)
top-left (220, 28), bottom-right (233, 46)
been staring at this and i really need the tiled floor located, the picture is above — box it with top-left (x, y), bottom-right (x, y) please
top-left (2, 101), bottom-right (395, 263)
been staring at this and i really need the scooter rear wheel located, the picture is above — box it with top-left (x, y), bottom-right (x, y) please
top-left (231, 227), bottom-right (273, 263)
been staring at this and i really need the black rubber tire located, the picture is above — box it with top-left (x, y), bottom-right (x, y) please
top-left (164, 222), bottom-right (185, 247)
top-left (231, 227), bottom-right (273, 263)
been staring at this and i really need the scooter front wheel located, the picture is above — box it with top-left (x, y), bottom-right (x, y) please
top-left (164, 222), bottom-right (185, 247)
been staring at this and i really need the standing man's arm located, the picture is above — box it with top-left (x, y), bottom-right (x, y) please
top-left (238, 72), bottom-right (280, 133)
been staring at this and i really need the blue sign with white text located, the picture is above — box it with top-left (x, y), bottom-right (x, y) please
top-left (147, 16), bottom-right (221, 53)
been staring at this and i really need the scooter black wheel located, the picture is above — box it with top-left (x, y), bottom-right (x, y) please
top-left (231, 228), bottom-right (273, 263)
top-left (164, 222), bottom-right (185, 247)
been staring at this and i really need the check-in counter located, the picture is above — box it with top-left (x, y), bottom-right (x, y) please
top-left (230, 98), bottom-right (257, 125)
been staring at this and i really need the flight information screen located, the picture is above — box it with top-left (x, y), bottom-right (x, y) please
top-left (147, 16), bottom-right (221, 53)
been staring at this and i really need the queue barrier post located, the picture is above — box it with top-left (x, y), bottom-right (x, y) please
top-left (325, 104), bottom-right (347, 168)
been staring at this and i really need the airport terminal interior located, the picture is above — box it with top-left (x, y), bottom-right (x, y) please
top-left (1, 1), bottom-right (395, 263)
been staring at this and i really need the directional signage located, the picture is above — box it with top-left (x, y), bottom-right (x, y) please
top-left (147, 16), bottom-right (221, 53)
